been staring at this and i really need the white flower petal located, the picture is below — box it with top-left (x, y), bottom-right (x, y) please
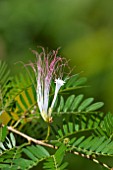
top-left (50, 78), bottom-right (65, 109)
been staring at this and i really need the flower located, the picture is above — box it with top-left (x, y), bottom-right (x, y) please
top-left (29, 48), bottom-right (66, 122)
top-left (50, 78), bottom-right (65, 109)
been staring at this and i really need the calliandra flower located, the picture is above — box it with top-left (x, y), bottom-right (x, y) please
top-left (29, 48), bottom-right (67, 122)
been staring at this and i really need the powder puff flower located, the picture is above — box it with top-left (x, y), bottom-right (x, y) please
top-left (29, 48), bottom-right (67, 122)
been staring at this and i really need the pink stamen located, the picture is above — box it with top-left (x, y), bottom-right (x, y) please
top-left (28, 48), bottom-right (68, 122)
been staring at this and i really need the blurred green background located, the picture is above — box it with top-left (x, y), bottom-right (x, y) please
top-left (0, 0), bottom-right (113, 169)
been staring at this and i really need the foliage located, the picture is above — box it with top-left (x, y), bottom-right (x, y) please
top-left (0, 58), bottom-right (113, 170)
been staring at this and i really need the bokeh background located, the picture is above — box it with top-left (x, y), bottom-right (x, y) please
top-left (0, 0), bottom-right (113, 169)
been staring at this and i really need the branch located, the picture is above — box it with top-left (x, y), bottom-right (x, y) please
top-left (7, 126), bottom-right (56, 149)
top-left (73, 151), bottom-right (112, 170)
top-left (7, 126), bottom-right (112, 170)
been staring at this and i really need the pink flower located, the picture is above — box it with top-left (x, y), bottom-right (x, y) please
top-left (29, 48), bottom-right (66, 122)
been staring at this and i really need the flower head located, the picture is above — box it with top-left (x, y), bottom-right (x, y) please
top-left (29, 47), bottom-right (68, 122)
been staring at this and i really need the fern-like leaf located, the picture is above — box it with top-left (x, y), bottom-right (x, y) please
top-left (54, 94), bottom-right (104, 114)
top-left (43, 144), bottom-right (68, 170)
top-left (68, 136), bottom-right (113, 156)
top-left (61, 74), bottom-right (87, 93)
top-left (98, 112), bottom-right (113, 138)
top-left (0, 61), bottom-right (12, 115)
top-left (52, 112), bottom-right (104, 142)
top-left (8, 145), bottom-right (67, 170)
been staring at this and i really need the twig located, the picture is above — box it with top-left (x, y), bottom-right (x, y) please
top-left (7, 126), bottom-right (113, 170)
top-left (45, 123), bottom-right (51, 141)
top-left (7, 126), bottom-right (56, 149)
top-left (73, 151), bottom-right (112, 170)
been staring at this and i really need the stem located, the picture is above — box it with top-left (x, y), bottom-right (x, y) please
top-left (7, 126), bottom-right (55, 149)
top-left (72, 151), bottom-right (112, 170)
top-left (45, 123), bottom-right (51, 141)
top-left (7, 126), bottom-right (112, 170)
top-left (13, 118), bottom-right (22, 128)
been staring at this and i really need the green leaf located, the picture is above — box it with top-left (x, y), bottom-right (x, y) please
top-left (57, 96), bottom-right (64, 112)
top-left (63, 95), bottom-right (75, 112)
top-left (0, 125), bottom-right (7, 142)
top-left (101, 112), bottom-right (113, 137)
top-left (0, 61), bottom-right (12, 115)
top-left (74, 77), bottom-right (87, 87)
top-left (10, 133), bottom-right (16, 147)
top-left (13, 158), bottom-right (33, 169)
top-left (60, 74), bottom-right (87, 94)
top-left (70, 94), bottom-right (84, 111)
top-left (36, 145), bottom-right (50, 157)
top-left (65, 74), bottom-right (79, 88)
top-left (78, 98), bottom-right (94, 112)
top-left (54, 112), bottom-right (104, 141)
top-left (73, 136), bottom-right (85, 146)
top-left (23, 145), bottom-right (50, 161)
top-left (23, 148), bottom-right (38, 161)
top-left (86, 102), bottom-right (104, 112)
top-left (43, 145), bottom-right (68, 170)
top-left (70, 136), bottom-right (113, 156)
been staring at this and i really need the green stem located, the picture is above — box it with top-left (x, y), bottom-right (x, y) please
top-left (45, 123), bottom-right (51, 141)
